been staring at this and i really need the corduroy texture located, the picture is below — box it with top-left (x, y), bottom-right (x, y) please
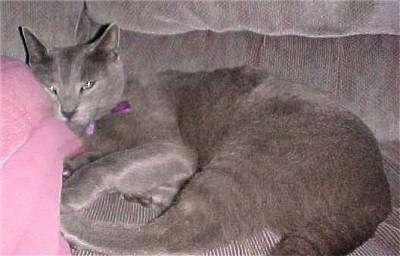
top-left (1, 1), bottom-right (398, 255)
top-left (2, 1), bottom-right (399, 43)
top-left (89, 1), bottom-right (400, 36)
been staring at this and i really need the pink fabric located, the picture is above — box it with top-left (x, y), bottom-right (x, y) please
top-left (0, 57), bottom-right (82, 255)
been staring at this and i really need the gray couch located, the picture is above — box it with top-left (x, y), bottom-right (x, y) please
top-left (1, 1), bottom-right (398, 255)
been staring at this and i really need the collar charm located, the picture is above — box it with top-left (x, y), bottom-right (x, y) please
top-left (85, 121), bottom-right (96, 136)
top-left (85, 100), bottom-right (132, 137)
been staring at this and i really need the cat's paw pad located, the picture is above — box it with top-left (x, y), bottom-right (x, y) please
top-left (145, 186), bottom-right (179, 209)
top-left (122, 193), bottom-right (153, 207)
top-left (120, 186), bottom-right (177, 210)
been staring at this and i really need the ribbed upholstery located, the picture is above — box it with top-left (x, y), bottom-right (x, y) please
top-left (1, 1), bottom-right (398, 255)
top-left (84, 1), bottom-right (400, 36)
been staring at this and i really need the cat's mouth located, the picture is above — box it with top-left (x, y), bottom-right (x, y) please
top-left (55, 109), bottom-right (90, 128)
top-left (68, 116), bottom-right (91, 127)
top-left (56, 101), bottom-right (131, 130)
top-left (61, 117), bottom-right (91, 134)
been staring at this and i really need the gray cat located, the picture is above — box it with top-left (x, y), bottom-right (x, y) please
top-left (20, 6), bottom-right (391, 256)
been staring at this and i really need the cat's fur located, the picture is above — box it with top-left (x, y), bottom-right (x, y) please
top-left (20, 6), bottom-right (391, 256)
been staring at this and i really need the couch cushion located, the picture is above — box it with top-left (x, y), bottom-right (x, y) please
top-left (0, 1), bottom-right (81, 59)
top-left (87, 1), bottom-right (399, 36)
top-left (2, 1), bottom-right (399, 60)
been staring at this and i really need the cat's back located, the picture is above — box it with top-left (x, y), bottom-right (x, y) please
top-left (152, 66), bottom-right (270, 163)
top-left (153, 66), bottom-right (342, 163)
top-left (154, 66), bottom-right (390, 230)
top-left (156, 65), bottom-right (337, 122)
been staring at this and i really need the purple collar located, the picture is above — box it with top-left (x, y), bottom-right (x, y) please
top-left (85, 100), bottom-right (132, 136)
top-left (111, 100), bottom-right (132, 116)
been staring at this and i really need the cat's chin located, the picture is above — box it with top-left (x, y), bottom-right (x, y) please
top-left (70, 113), bottom-right (96, 127)
top-left (63, 120), bottom-right (89, 135)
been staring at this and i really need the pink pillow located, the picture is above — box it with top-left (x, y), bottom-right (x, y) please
top-left (0, 56), bottom-right (82, 255)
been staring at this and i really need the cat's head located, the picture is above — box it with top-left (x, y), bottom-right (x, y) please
top-left (20, 11), bottom-right (124, 128)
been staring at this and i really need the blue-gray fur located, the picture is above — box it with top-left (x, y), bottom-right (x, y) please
top-left (20, 6), bottom-right (391, 256)
top-left (21, 24), bottom-right (123, 126)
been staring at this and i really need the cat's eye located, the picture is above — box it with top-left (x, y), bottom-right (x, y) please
top-left (48, 85), bottom-right (57, 95)
top-left (81, 80), bottom-right (96, 92)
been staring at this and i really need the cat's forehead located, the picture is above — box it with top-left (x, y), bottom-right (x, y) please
top-left (48, 45), bottom-right (107, 79)
top-left (50, 45), bottom-right (87, 62)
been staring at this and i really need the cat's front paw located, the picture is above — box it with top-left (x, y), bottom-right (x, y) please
top-left (61, 165), bottom-right (109, 213)
top-left (62, 163), bottom-right (74, 181)
top-left (123, 193), bottom-right (154, 206)
top-left (120, 185), bottom-right (179, 211)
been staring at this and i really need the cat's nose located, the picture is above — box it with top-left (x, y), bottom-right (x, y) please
top-left (61, 109), bottom-right (77, 120)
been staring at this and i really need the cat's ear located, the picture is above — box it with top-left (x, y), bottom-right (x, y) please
top-left (90, 24), bottom-right (120, 60)
top-left (75, 2), bottom-right (95, 44)
top-left (20, 27), bottom-right (49, 65)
